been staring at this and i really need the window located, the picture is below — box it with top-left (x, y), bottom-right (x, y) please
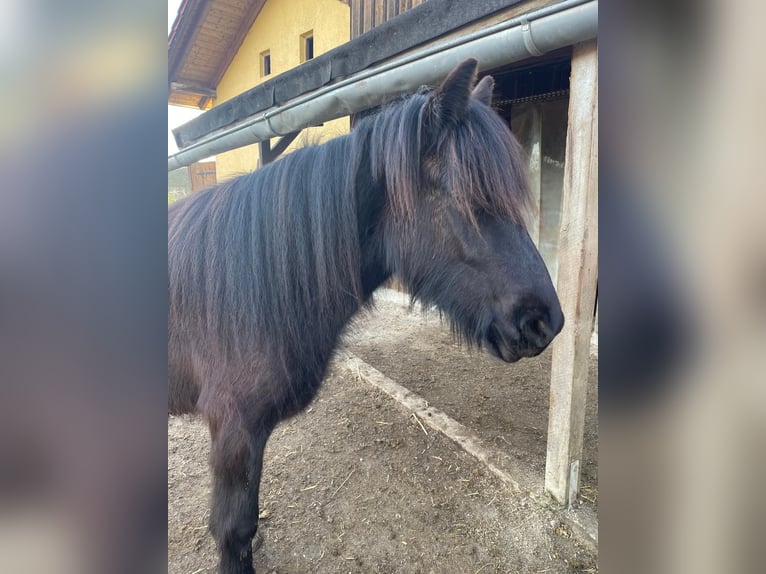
top-left (260, 50), bottom-right (271, 77)
top-left (300, 31), bottom-right (314, 62)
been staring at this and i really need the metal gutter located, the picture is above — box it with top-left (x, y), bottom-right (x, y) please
top-left (168, 0), bottom-right (597, 171)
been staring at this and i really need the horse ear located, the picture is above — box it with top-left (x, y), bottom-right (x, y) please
top-left (472, 76), bottom-right (494, 106)
top-left (426, 58), bottom-right (479, 128)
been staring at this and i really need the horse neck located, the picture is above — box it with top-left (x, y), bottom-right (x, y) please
top-left (358, 219), bottom-right (389, 300)
top-left (352, 129), bottom-right (391, 300)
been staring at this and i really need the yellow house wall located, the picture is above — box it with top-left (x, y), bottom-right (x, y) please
top-left (215, 0), bottom-right (350, 180)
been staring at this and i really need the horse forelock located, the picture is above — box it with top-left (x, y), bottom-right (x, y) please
top-left (443, 101), bottom-right (533, 228)
top-left (364, 91), bottom-right (532, 229)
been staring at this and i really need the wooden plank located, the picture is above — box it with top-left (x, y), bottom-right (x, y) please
top-left (170, 80), bottom-right (217, 98)
top-left (362, 0), bottom-right (374, 35)
top-left (268, 131), bottom-right (301, 160)
top-left (188, 161), bottom-right (217, 192)
top-left (374, 0), bottom-right (385, 27)
top-left (257, 131), bottom-right (301, 166)
top-left (386, 0), bottom-right (398, 21)
top-left (258, 139), bottom-right (273, 166)
top-left (214, 0), bottom-right (251, 14)
top-left (168, 93), bottom-right (205, 108)
top-left (351, 0), bottom-right (361, 38)
top-left (544, 40), bottom-right (598, 507)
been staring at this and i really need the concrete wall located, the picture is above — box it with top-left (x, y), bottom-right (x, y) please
top-left (215, 0), bottom-right (351, 180)
top-left (511, 97), bottom-right (568, 284)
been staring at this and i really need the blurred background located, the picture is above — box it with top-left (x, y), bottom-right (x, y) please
top-left (0, 2), bottom-right (167, 573)
top-left (599, 1), bottom-right (766, 573)
top-left (0, 1), bottom-right (764, 572)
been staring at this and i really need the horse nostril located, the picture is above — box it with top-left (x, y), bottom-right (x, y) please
top-left (532, 318), bottom-right (549, 339)
top-left (519, 311), bottom-right (554, 349)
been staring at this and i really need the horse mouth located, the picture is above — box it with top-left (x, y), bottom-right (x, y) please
top-left (485, 324), bottom-right (520, 363)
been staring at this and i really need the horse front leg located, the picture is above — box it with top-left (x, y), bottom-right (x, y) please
top-left (208, 416), bottom-right (274, 574)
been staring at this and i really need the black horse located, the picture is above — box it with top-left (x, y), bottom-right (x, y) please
top-left (168, 59), bottom-right (564, 574)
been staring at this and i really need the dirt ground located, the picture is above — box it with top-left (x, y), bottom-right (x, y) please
top-left (346, 294), bottom-right (598, 500)
top-left (168, 293), bottom-right (598, 574)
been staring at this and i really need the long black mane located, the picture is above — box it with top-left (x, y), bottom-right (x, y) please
top-left (168, 86), bottom-right (530, 371)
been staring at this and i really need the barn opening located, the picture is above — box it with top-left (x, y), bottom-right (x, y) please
top-left (489, 50), bottom-right (572, 284)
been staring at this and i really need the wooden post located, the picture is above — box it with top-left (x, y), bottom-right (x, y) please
top-left (188, 161), bottom-right (217, 192)
top-left (258, 139), bottom-right (271, 166)
top-left (258, 130), bottom-right (301, 166)
top-left (544, 40), bottom-right (598, 507)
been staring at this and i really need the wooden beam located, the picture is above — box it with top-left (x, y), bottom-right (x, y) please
top-left (269, 131), bottom-right (301, 159)
top-left (170, 80), bottom-right (217, 98)
top-left (258, 131), bottom-right (302, 166)
top-left (544, 40), bottom-right (598, 507)
top-left (258, 140), bottom-right (271, 167)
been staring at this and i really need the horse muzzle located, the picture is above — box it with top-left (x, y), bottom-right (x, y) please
top-left (485, 302), bottom-right (564, 363)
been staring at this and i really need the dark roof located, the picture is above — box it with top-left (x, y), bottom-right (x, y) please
top-left (172, 0), bottom-right (527, 149)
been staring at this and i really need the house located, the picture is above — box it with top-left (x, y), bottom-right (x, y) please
top-left (169, 0), bottom-right (351, 178)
